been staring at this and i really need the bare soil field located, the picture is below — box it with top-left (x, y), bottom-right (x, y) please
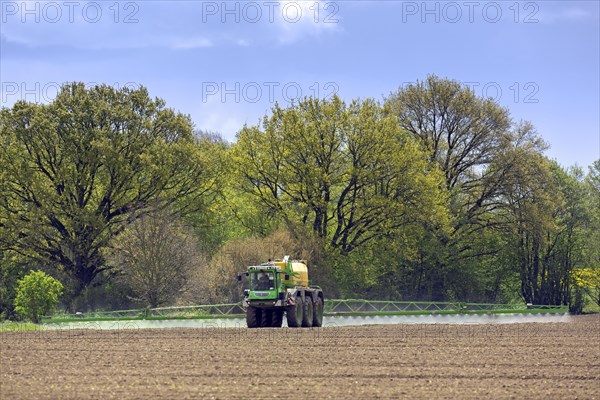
top-left (1, 315), bottom-right (598, 399)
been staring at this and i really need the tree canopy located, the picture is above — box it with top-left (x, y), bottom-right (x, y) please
top-left (0, 83), bottom-right (222, 301)
top-left (232, 96), bottom-right (450, 254)
top-left (0, 78), bottom-right (597, 315)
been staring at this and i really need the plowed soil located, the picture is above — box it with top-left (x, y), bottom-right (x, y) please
top-left (1, 315), bottom-right (598, 399)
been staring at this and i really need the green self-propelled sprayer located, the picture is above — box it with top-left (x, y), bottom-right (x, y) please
top-left (237, 256), bottom-right (324, 328)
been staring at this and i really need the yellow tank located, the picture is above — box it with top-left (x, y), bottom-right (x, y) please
top-left (273, 259), bottom-right (309, 287)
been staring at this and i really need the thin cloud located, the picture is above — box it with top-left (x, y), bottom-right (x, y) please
top-left (171, 37), bottom-right (213, 50)
top-left (538, 7), bottom-right (595, 24)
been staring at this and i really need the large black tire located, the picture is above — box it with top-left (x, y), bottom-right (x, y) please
top-left (302, 296), bottom-right (313, 328)
top-left (286, 296), bottom-right (303, 328)
top-left (312, 297), bottom-right (323, 327)
top-left (271, 310), bottom-right (283, 328)
top-left (246, 306), bottom-right (261, 328)
top-left (260, 309), bottom-right (273, 328)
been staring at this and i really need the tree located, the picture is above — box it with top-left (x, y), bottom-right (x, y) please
top-left (14, 270), bottom-right (63, 323)
top-left (386, 75), bottom-right (512, 193)
top-left (547, 166), bottom-right (590, 306)
top-left (232, 96), bottom-right (449, 255)
top-left (492, 149), bottom-right (595, 306)
top-left (583, 160), bottom-right (600, 306)
top-left (498, 150), bottom-right (559, 304)
top-left (0, 83), bottom-right (221, 302)
top-left (385, 76), bottom-right (553, 302)
top-left (106, 210), bottom-right (200, 308)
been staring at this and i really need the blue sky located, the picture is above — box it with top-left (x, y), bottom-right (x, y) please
top-left (1, 0), bottom-right (598, 168)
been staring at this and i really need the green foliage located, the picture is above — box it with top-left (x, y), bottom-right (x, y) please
top-left (0, 321), bottom-right (40, 332)
top-left (583, 160), bottom-right (600, 306)
top-left (1, 80), bottom-right (597, 310)
top-left (386, 74), bottom-right (513, 193)
top-left (14, 270), bottom-right (64, 323)
top-left (232, 96), bottom-right (450, 255)
top-left (186, 131), bottom-right (278, 253)
top-left (0, 83), bottom-right (222, 303)
top-left (572, 267), bottom-right (600, 311)
top-left (568, 286), bottom-right (586, 314)
top-left (0, 252), bottom-right (29, 320)
top-left (383, 76), bottom-right (584, 304)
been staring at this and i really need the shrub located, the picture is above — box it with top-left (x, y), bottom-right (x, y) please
top-left (0, 257), bottom-right (29, 320)
top-left (568, 286), bottom-right (586, 315)
top-left (14, 270), bottom-right (64, 323)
